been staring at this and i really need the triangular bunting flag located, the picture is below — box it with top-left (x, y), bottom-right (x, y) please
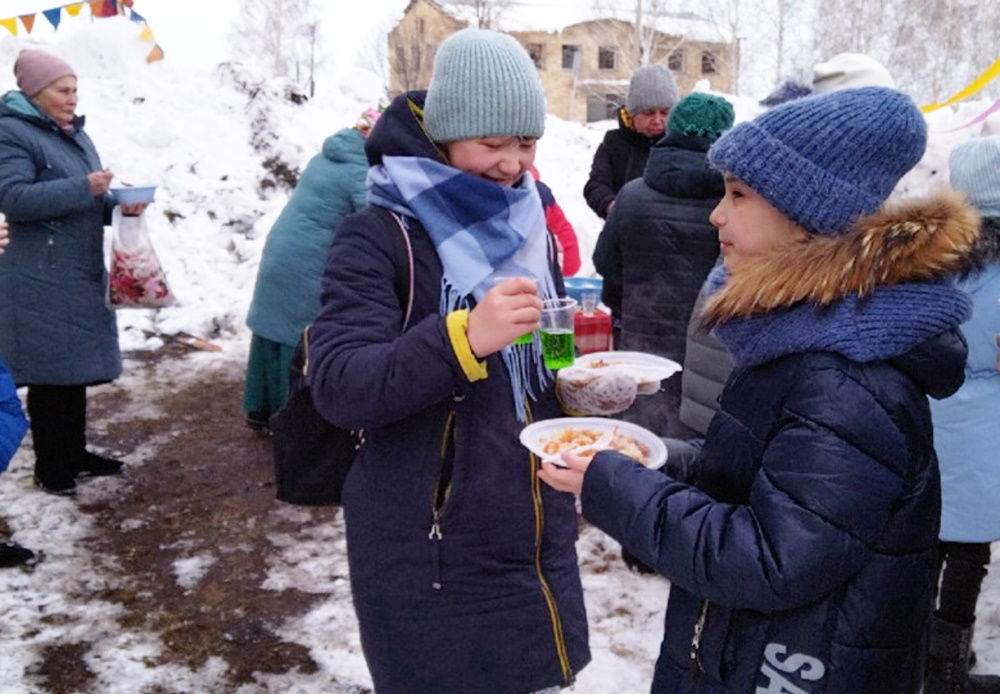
top-left (129, 9), bottom-right (145, 23)
top-left (146, 44), bottom-right (164, 63)
top-left (19, 14), bottom-right (35, 33)
top-left (138, 24), bottom-right (153, 41)
top-left (0, 18), bottom-right (18, 36)
top-left (65, 3), bottom-right (84, 17)
top-left (89, 0), bottom-right (117, 18)
top-left (42, 8), bottom-right (62, 29)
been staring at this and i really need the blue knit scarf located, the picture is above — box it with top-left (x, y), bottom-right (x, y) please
top-left (705, 265), bottom-right (972, 368)
top-left (367, 155), bottom-right (557, 421)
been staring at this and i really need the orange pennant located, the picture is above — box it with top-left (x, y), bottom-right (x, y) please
top-left (89, 0), bottom-right (117, 18)
top-left (146, 44), bottom-right (164, 63)
top-left (0, 17), bottom-right (17, 35)
top-left (19, 14), bottom-right (35, 33)
top-left (65, 3), bottom-right (84, 16)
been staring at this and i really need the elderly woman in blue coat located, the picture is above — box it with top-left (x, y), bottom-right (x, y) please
top-left (925, 136), bottom-right (1000, 694)
top-left (0, 49), bottom-right (145, 496)
top-left (243, 107), bottom-right (379, 430)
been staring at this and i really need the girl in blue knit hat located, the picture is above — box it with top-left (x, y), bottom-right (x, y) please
top-left (305, 27), bottom-right (609, 694)
top-left (541, 86), bottom-right (981, 693)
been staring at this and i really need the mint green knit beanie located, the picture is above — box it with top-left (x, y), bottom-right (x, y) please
top-left (424, 28), bottom-right (546, 143)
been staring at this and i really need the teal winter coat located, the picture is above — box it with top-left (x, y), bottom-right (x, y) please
top-left (0, 91), bottom-right (119, 386)
top-left (246, 127), bottom-right (369, 347)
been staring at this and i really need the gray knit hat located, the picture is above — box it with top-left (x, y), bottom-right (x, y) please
top-left (626, 64), bottom-right (679, 114)
top-left (424, 28), bottom-right (546, 143)
top-left (950, 135), bottom-right (1000, 218)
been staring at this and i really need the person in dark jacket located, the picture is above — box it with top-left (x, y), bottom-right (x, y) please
top-left (583, 64), bottom-right (679, 219)
top-left (924, 136), bottom-right (1000, 694)
top-left (593, 92), bottom-right (734, 438)
top-left (307, 29), bottom-right (604, 693)
top-left (243, 106), bottom-right (380, 431)
top-left (0, 49), bottom-right (145, 496)
top-left (541, 87), bottom-right (978, 693)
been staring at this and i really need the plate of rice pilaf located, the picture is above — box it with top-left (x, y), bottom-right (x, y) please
top-left (520, 417), bottom-right (667, 469)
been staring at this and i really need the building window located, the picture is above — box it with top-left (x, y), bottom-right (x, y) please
top-left (701, 51), bottom-right (718, 74)
top-left (527, 42), bottom-right (544, 69)
top-left (668, 48), bottom-right (685, 72)
top-left (598, 46), bottom-right (617, 70)
top-left (605, 93), bottom-right (621, 118)
top-left (562, 44), bottom-right (580, 71)
top-left (411, 45), bottom-right (423, 70)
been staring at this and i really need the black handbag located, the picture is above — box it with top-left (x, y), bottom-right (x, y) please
top-left (271, 211), bottom-right (413, 506)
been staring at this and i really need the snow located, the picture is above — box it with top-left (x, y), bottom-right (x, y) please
top-left (1, 12), bottom-right (1000, 694)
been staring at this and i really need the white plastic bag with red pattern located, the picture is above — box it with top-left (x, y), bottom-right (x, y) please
top-left (107, 208), bottom-right (176, 309)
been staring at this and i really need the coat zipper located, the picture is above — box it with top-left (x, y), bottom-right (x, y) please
top-left (526, 401), bottom-right (574, 686)
top-left (690, 600), bottom-right (709, 674)
top-left (428, 411), bottom-right (456, 590)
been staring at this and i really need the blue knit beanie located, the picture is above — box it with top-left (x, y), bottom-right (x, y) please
top-left (708, 87), bottom-right (927, 235)
top-left (949, 135), bottom-right (1000, 218)
top-left (424, 28), bottom-right (546, 143)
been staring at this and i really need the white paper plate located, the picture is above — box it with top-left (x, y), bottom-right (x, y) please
top-left (520, 417), bottom-right (667, 469)
top-left (571, 351), bottom-right (682, 385)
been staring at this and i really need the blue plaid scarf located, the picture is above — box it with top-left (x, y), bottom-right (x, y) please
top-left (367, 155), bottom-right (558, 421)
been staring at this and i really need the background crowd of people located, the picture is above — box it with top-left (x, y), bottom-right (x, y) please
top-left (1, 28), bottom-right (998, 694)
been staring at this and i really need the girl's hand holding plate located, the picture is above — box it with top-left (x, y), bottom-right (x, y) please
top-left (538, 449), bottom-right (591, 495)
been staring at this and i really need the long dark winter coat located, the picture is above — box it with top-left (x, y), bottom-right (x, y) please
top-left (0, 91), bottom-right (119, 386)
top-left (592, 133), bottom-right (724, 437)
top-left (582, 193), bottom-right (978, 693)
top-left (583, 107), bottom-right (659, 218)
top-left (307, 92), bottom-right (589, 694)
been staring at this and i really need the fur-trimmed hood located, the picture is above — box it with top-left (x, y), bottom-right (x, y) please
top-left (704, 190), bottom-right (980, 323)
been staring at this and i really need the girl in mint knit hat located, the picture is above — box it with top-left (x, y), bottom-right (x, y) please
top-left (306, 27), bottom-right (613, 693)
top-left (542, 87), bottom-right (980, 692)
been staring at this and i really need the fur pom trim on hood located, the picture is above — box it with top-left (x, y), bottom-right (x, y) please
top-left (704, 190), bottom-right (981, 324)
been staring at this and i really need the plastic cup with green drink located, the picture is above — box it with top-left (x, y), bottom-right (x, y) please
top-left (539, 297), bottom-right (577, 369)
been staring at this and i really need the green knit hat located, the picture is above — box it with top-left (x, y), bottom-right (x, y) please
top-left (424, 28), bottom-right (546, 143)
top-left (667, 93), bottom-right (735, 141)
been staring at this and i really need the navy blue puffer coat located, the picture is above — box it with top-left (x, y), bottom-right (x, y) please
top-left (308, 92), bottom-right (589, 694)
top-left (580, 193), bottom-right (978, 693)
top-left (0, 91), bottom-right (118, 386)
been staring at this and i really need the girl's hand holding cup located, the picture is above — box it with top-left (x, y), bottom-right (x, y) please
top-left (467, 276), bottom-right (541, 358)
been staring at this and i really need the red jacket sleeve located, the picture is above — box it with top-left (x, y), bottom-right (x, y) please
top-left (545, 201), bottom-right (581, 276)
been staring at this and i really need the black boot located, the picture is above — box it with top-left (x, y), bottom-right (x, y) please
top-left (0, 541), bottom-right (37, 568)
top-left (926, 616), bottom-right (1000, 693)
top-left (71, 451), bottom-right (124, 478)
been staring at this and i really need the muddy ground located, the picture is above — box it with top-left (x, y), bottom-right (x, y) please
top-left (31, 345), bottom-right (363, 694)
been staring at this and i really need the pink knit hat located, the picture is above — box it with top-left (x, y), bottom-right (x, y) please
top-left (14, 49), bottom-right (76, 97)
